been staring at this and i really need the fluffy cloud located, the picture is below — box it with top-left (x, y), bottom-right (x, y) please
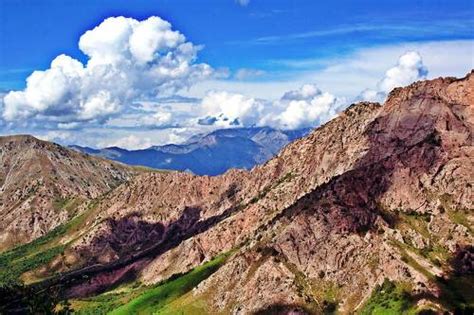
top-left (2, 16), bottom-right (213, 124)
top-left (358, 51), bottom-right (428, 102)
top-left (197, 84), bottom-right (345, 130)
top-left (188, 40), bottom-right (472, 101)
top-left (198, 91), bottom-right (265, 127)
top-left (5, 21), bottom-right (467, 150)
top-left (269, 84), bottom-right (345, 129)
top-left (378, 51), bottom-right (428, 92)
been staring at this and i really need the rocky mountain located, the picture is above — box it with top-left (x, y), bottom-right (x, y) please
top-left (0, 72), bottom-right (473, 314)
top-left (0, 135), bottom-right (135, 251)
top-left (70, 127), bottom-right (310, 175)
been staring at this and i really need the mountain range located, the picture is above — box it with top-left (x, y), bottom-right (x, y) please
top-left (70, 127), bottom-right (310, 176)
top-left (0, 72), bottom-right (473, 314)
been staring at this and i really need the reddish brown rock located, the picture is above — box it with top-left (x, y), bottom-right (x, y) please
top-left (2, 72), bottom-right (473, 314)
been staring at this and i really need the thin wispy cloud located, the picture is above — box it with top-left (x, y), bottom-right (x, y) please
top-left (235, 0), bottom-right (250, 7)
top-left (249, 9), bottom-right (286, 19)
top-left (234, 68), bottom-right (266, 80)
top-left (0, 68), bottom-right (33, 75)
top-left (230, 20), bottom-right (474, 46)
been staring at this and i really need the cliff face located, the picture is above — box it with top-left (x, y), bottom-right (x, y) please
top-left (0, 135), bottom-right (134, 250)
top-left (1, 72), bottom-right (473, 314)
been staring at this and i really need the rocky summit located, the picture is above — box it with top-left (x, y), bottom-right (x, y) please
top-left (0, 72), bottom-right (473, 314)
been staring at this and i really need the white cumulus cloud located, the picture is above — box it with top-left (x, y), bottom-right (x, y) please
top-left (2, 16), bottom-right (213, 125)
top-left (266, 84), bottom-right (345, 129)
top-left (198, 91), bottom-right (265, 127)
top-left (197, 84), bottom-right (345, 130)
top-left (358, 51), bottom-right (428, 102)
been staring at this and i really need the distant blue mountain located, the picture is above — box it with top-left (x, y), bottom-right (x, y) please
top-left (70, 127), bottom-right (310, 176)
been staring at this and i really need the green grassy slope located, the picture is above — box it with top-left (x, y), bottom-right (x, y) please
top-left (72, 251), bottom-right (233, 314)
top-left (108, 252), bottom-right (229, 315)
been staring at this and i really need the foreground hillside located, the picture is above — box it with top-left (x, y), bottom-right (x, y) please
top-left (1, 72), bottom-right (473, 314)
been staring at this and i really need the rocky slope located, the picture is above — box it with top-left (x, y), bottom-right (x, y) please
top-left (1, 72), bottom-right (473, 314)
top-left (0, 135), bottom-right (134, 251)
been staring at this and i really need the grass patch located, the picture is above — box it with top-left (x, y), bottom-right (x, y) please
top-left (359, 279), bottom-right (415, 315)
top-left (53, 197), bottom-right (71, 211)
top-left (391, 240), bottom-right (473, 313)
top-left (0, 225), bottom-right (68, 269)
top-left (390, 240), bottom-right (435, 281)
top-left (398, 211), bottom-right (431, 239)
top-left (386, 208), bottom-right (451, 268)
top-left (131, 165), bottom-right (172, 174)
top-left (154, 292), bottom-right (211, 315)
top-left (0, 245), bottom-right (65, 286)
top-left (305, 277), bottom-right (341, 314)
top-left (439, 193), bottom-right (472, 234)
top-left (53, 197), bottom-right (84, 215)
top-left (0, 224), bottom-right (70, 286)
top-left (281, 258), bottom-right (337, 314)
top-left (418, 244), bottom-right (450, 268)
top-left (447, 210), bottom-right (472, 234)
top-left (108, 252), bottom-right (231, 314)
top-left (0, 200), bottom-right (98, 286)
top-left (72, 282), bottom-right (145, 314)
top-left (73, 292), bottom-right (130, 315)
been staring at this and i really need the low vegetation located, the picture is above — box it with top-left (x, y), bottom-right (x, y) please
top-left (0, 245), bottom-right (65, 286)
top-left (72, 251), bottom-right (232, 314)
top-left (109, 253), bottom-right (228, 314)
top-left (359, 279), bottom-right (415, 315)
top-left (390, 240), bottom-right (473, 313)
top-left (0, 222), bottom-right (72, 286)
top-left (0, 201), bottom-right (95, 286)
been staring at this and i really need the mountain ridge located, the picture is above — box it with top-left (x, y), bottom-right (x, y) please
top-left (0, 72), bottom-right (473, 314)
top-left (69, 127), bottom-right (310, 175)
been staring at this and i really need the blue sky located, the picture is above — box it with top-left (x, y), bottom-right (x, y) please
top-left (0, 0), bottom-right (473, 148)
top-left (2, 0), bottom-right (473, 89)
